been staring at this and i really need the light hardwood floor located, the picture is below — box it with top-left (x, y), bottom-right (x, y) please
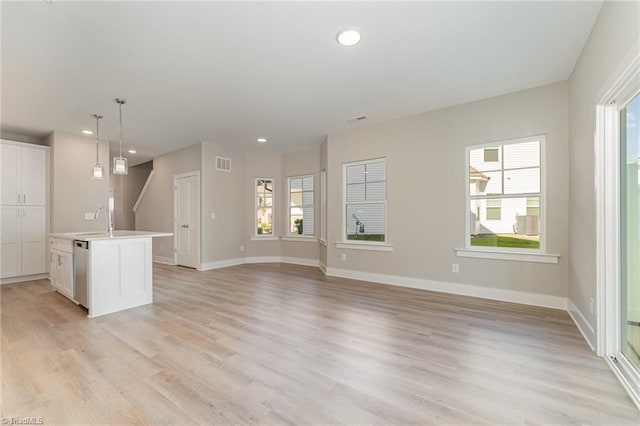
top-left (2, 263), bottom-right (639, 425)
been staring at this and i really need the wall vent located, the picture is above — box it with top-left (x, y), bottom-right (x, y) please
top-left (216, 156), bottom-right (231, 172)
top-left (346, 115), bottom-right (368, 124)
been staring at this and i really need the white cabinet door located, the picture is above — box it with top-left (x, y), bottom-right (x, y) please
top-left (57, 251), bottom-right (73, 297)
top-left (49, 252), bottom-right (58, 286)
top-left (1, 206), bottom-right (20, 278)
top-left (21, 147), bottom-right (46, 206)
top-left (22, 206), bottom-right (46, 275)
top-left (1, 144), bottom-right (20, 205)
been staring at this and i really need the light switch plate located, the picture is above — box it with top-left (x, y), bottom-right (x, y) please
top-left (84, 213), bottom-right (95, 220)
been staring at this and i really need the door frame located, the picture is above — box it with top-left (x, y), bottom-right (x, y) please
top-left (173, 170), bottom-right (200, 268)
top-left (595, 47), bottom-right (640, 407)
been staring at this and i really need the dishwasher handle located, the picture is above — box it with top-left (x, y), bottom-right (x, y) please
top-left (73, 240), bottom-right (89, 249)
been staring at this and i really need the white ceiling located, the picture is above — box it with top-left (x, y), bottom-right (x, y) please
top-left (1, 1), bottom-right (602, 164)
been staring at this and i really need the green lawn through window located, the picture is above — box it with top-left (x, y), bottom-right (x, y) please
top-left (471, 234), bottom-right (540, 249)
top-left (347, 234), bottom-right (385, 242)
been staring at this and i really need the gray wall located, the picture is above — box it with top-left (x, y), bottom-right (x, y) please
top-left (135, 143), bottom-right (201, 260)
top-left (201, 143), bottom-right (246, 264)
top-left (50, 131), bottom-right (111, 233)
top-left (568, 1), bottom-right (640, 331)
top-left (326, 82), bottom-right (569, 298)
top-left (112, 161), bottom-right (153, 231)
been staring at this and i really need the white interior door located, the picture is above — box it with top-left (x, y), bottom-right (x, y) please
top-left (174, 172), bottom-right (199, 268)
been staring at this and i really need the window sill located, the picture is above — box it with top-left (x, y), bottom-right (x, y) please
top-left (281, 236), bottom-right (317, 243)
top-left (335, 241), bottom-right (394, 252)
top-left (455, 248), bottom-right (559, 264)
top-left (250, 236), bottom-right (279, 241)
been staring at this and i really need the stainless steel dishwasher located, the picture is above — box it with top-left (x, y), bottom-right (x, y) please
top-left (73, 240), bottom-right (89, 308)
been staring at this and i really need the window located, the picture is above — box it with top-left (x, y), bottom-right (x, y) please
top-left (288, 175), bottom-right (314, 236)
top-left (320, 169), bottom-right (327, 243)
top-left (485, 199), bottom-right (502, 220)
top-left (467, 136), bottom-right (543, 250)
top-left (255, 178), bottom-right (273, 236)
top-left (344, 158), bottom-right (387, 242)
top-left (484, 148), bottom-right (499, 162)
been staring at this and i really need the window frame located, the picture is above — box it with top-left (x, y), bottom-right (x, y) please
top-left (458, 135), bottom-right (558, 263)
top-left (253, 177), bottom-right (275, 239)
top-left (338, 157), bottom-right (393, 251)
top-left (287, 174), bottom-right (315, 238)
top-left (320, 169), bottom-right (327, 245)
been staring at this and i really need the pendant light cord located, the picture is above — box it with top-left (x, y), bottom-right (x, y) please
top-left (93, 114), bottom-right (103, 165)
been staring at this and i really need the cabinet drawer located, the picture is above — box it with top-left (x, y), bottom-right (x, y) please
top-left (49, 238), bottom-right (73, 253)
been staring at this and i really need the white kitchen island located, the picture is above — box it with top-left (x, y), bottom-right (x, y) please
top-left (49, 231), bottom-right (172, 318)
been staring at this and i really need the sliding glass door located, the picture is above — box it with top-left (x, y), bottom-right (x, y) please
top-left (621, 93), bottom-right (640, 375)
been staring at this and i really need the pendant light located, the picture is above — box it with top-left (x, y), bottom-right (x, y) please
top-left (92, 114), bottom-right (104, 180)
top-left (113, 98), bottom-right (128, 175)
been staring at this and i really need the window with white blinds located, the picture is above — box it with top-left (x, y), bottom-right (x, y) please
top-left (344, 158), bottom-right (387, 242)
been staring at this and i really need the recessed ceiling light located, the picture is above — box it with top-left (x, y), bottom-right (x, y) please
top-left (82, 129), bottom-right (93, 135)
top-left (257, 138), bottom-right (267, 143)
top-left (128, 149), bottom-right (136, 154)
top-left (336, 29), bottom-right (361, 47)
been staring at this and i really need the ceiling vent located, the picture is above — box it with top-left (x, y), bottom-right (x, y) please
top-left (346, 115), bottom-right (368, 124)
top-left (216, 156), bottom-right (231, 172)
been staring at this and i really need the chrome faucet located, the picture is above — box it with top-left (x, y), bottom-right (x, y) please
top-left (94, 206), bottom-right (114, 235)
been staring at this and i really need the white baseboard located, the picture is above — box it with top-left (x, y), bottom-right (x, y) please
top-left (325, 267), bottom-right (567, 310)
top-left (153, 256), bottom-right (176, 266)
top-left (199, 256), bottom-right (319, 271)
top-left (281, 257), bottom-right (320, 267)
top-left (567, 299), bottom-right (596, 351)
top-left (1, 273), bottom-right (49, 285)
top-left (319, 261), bottom-right (327, 274)
top-left (199, 257), bottom-right (246, 271)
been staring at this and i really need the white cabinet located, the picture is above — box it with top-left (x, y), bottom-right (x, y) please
top-left (0, 140), bottom-right (49, 280)
top-left (1, 142), bottom-right (46, 206)
top-left (49, 240), bottom-right (73, 299)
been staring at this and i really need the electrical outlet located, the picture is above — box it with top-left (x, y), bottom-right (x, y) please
top-left (452, 263), bottom-right (459, 273)
top-left (240, 245), bottom-right (245, 252)
top-left (341, 253), bottom-right (347, 262)
top-left (590, 298), bottom-right (594, 314)
top-left (84, 213), bottom-right (95, 220)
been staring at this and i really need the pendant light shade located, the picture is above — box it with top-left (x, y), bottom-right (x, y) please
top-left (113, 98), bottom-right (128, 175)
top-left (92, 114), bottom-right (104, 180)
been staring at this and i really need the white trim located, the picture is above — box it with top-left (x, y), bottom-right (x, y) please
top-left (281, 256), bottom-right (320, 267)
top-left (1, 273), bottom-right (48, 285)
top-left (281, 236), bottom-right (317, 243)
top-left (605, 356), bottom-right (640, 410)
top-left (320, 169), bottom-right (327, 243)
top-left (335, 241), bottom-right (394, 252)
top-left (152, 256), bottom-right (176, 266)
top-left (319, 261), bottom-right (327, 274)
top-left (0, 139), bottom-right (50, 151)
top-left (567, 299), bottom-right (596, 351)
top-left (250, 236), bottom-right (279, 241)
top-left (245, 256), bottom-right (282, 264)
top-left (465, 135), bottom-right (547, 255)
top-left (132, 170), bottom-right (155, 213)
top-left (318, 238), bottom-right (327, 246)
top-left (455, 248), bottom-right (559, 264)
top-left (199, 257), bottom-right (245, 271)
top-left (325, 267), bottom-right (566, 310)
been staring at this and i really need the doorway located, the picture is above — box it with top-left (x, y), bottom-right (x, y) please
top-left (174, 171), bottom-right (200, 269)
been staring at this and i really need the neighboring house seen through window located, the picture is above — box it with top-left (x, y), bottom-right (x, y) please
top-left (288, 175), bottom-right (314, 236)
top-left (256, 178), bottom-right (274, 236)
top-left (468, 136), bottom-right (544, 250)
top-left (344, 158), bottom-right (387, 242)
